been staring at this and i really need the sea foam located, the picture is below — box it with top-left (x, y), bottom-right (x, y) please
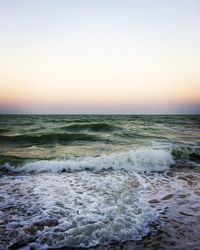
top-left (1, 172), bottom-right (157, 249)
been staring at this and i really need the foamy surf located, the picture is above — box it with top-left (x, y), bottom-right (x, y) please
top-left (1, 148), bottom-right (173, 248)
top-left (4, 149), bottom-right (174, 174)
top-left (1, 172), bottom-right (157, 249)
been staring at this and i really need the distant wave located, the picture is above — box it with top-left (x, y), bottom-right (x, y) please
top-left (121, 132), bottom-right (167, 140)
top-left (61, 122), bottom-right (119, 132)
top-left (0, 132), bottom-right (103, 146)
top-left (3, 149), bottom-right (174, 173)
top-left (0, 128), bottom-right (10, 133)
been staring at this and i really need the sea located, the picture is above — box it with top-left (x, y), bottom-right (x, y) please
top-left (0, 115), bottom-right (200, 250)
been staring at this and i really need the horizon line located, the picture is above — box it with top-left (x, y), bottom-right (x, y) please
top-left (0, 113), bottom-right (199, 116)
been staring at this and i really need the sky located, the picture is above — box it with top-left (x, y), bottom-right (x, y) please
top-left (0, 0), bottom-right (200, 114)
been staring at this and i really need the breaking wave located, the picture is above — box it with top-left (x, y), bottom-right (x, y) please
top-left (4, 149), bottom-right (174, 173)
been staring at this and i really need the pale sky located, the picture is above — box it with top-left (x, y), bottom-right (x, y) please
top-left (0, 0), bottom-right (200, 114)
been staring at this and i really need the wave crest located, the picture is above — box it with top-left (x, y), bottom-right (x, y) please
top-left (4, 149), bottom-right (174, 173)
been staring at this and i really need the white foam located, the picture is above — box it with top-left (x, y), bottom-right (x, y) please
top-left (0, 172), bottom-right (158, 249)
top-left (5, 148), bottom-right (174, 173)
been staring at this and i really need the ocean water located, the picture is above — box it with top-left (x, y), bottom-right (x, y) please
top-left (0, 115), bottom-right (200, 249)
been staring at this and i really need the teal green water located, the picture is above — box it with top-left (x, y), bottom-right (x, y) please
top-left (0, 115), bottom-right (199, 167)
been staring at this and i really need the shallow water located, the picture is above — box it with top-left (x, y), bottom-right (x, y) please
top-left (0, 115), bottom-right (199, 249)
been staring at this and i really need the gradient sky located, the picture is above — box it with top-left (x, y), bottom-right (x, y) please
top-left (0, 0), bottom-right (200, 114)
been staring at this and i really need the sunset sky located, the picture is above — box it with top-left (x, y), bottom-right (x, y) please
top-left (0, 0), bottom-right (200, 114)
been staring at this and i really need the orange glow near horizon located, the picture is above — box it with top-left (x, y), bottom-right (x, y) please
top-left (1, 79), bottom-right (199, 108)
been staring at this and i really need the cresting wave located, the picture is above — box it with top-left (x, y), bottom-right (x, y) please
top-left (4, 149), bottom-right (174, 173)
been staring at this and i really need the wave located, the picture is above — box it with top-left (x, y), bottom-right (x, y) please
top-left (61, 122), bottom-right (118, 132)
top-left (4, 149), bottom-right (174, 173)
top-left (0, 128), bottom-right (10, 133)
top-left (171, 147), bottom-right (200, 162)
top-left (0, 132), bottom-right (103, 146)
top-left (121, 132), bottom-right (167, 140)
